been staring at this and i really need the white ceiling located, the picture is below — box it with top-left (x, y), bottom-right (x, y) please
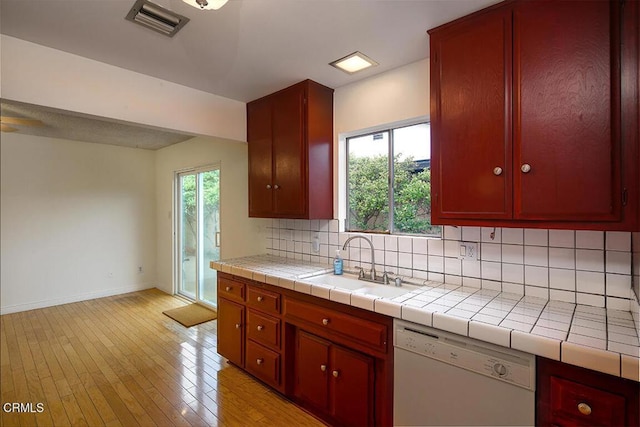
top-left (1, 0), bottom-right (499, 148)
top-left (0, 0), bottom-right (499, 103)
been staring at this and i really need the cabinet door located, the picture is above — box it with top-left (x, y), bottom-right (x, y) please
top-left (330, 345), bottom-right (374, 427)
top-left (295, 331), bottom-right (330, 412)
top-left (217, 298), bottom-right (244, 367)
top-left (272, 85), bottom-right (306, 217)
top-left (247, 97), bottom-right (274, 217)
top-left (514, 1), bottom-right (621, 221)
top-left (430, 6), bottom-right (513, 220)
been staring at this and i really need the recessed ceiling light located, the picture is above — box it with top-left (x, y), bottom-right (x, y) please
top-left (330, 51), bottom-right (378, 74)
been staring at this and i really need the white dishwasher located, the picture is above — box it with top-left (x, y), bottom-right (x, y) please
top-left (393, 319), bottom-right (536, 426)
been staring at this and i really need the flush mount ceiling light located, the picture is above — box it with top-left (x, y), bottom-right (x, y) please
top-left (126, 0), bottom-right (189, 37)
top-left (330, 51), bottom-right (379, 74)
top-left (182, 0), bottom-right (228, 10)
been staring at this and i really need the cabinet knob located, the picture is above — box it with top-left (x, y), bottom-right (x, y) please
top-left (332, 370), bottom-right (339, 378)
top-left (235, 323), bottom-right (241, 329)
top-left (225, 286), bottom-right (231, 292)
top-left (266, 184), bottom-right (272, 189)
top-left (320, 364), bottom-right (327, 372)
top-left (577, 402), bottom-right (592, 416)
top-left (521, 163), bottom-right (532, 173)
top-left (257, 325), bottom-right (264, 331)
top-left (257, 296), bottom-right (264, 302)
top-left (256, 358), bottom-right (264, 365)
top-left (322, 318), bottom-right (330, 326)
top-left (493, 167), bottom-right (503, 176)
top-left (274, 184), bottom-right (280, 190)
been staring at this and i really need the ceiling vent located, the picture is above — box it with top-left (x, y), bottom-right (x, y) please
top-left (126, 0), bottom-right (190, 37)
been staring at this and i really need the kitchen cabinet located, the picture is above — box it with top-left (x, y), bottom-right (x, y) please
top-left (215, 271), bottom-right (393, 426)
top-left (217, 277), bottom-right (285, 391)
top-left (217, 296), bottom-right (244, 367)
top-left (247, 79), bottom-right (334, 219)
top-left (429, 0), bottom-right (640, 230)
top-left (537, 357), bottom-right (639, 426)
top-left (295, 331), bottom-right (374, 427)
top-left (284, 297), bottom-right (391, 426)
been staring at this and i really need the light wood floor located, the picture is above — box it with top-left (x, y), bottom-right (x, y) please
top-left (0, 289), bottom-right (326, 427)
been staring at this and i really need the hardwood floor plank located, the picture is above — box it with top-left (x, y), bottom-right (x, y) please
top-left (0, 290), bottom-right (326, 427)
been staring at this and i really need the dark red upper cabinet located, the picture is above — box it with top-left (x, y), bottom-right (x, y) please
top-left (247, 80), bottom-right (334, 219)
top-left (429, 0), bottom-right (639, 230)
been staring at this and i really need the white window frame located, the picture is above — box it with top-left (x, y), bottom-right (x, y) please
top-left (339, 116), bottom-right (439, 236)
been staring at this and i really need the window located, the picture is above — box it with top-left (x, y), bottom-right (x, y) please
top-left (346, 122), bottom-right (440, 236)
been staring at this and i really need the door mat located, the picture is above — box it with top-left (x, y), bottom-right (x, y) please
top-left (163, 304), bottom-right (217, 327)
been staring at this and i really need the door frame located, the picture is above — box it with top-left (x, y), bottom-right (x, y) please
top-left (173, 163), bottom-right (220, 307)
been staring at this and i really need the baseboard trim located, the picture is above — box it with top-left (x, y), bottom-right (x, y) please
top-left (0, 283), bottom-right (156, 315)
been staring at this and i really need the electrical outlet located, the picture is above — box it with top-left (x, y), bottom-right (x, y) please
top-left (459, 242), bottom-right (478, 261)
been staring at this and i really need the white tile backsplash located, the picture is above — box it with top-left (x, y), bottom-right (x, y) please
top-left (525, 229), bottom-right (548, 246)
top-left (265, 222), bottom-right (636, 309)
top-left (576, 230), bottom-right (604, 250)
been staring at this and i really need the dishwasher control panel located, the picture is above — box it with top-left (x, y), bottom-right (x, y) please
top-left (395, 322), bottom-right (535, 390)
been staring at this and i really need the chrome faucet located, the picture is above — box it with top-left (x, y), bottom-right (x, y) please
top-left (342, 235), bottom-right (377, 282)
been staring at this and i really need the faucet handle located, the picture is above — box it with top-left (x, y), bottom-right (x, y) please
top-left (381, 271), bottom-right (391, 285)
top-left (355, 266), bottom-right (365, 279)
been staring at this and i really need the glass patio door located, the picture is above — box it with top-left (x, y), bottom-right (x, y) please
top-left (177, 167), bottom-right (220, 307)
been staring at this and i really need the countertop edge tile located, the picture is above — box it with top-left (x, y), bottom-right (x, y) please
top-left (329, 288), bottom-right (351, 305)
top-left (432, 312), bottom-right (468, 336)
top-left (511, 330), bottom-right (560, 361)
top-left (401, 306), bottom-right (433, 327)
top-left (351, 293), bottom-right (377, 311)
top-left (468, 321), bottom-right (511, 348)
top-left (374, 299), bottom-right (402, 318)
top-left (621, 354), bottom-right (640, 382)
top-left (561, 341), bottom-right (620, 376)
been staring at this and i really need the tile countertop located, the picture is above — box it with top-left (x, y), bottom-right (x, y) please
top-left (211, 255), bottom-right (640, 382)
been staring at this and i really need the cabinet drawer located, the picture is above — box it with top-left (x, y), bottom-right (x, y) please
top-left (285, 298), bottom-right (387, 351)
top-left (246, 286), bottom-right (280, 315)
top-left (246, 340), bottom-right (280, 388)
top-left (550, 376), bottom-right (626, 426)
top-left (247, 309), bottom-right (281, 349)
top-left (218, 277), bottom-right (245, 302)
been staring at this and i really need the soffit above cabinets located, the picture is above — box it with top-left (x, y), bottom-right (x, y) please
top-left (1, 100), bottom-right (193, 150)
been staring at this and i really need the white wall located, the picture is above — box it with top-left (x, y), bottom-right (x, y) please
top-left (0, 35), bottom-right (246, 142)
top-left (155, 137), bottom-right (269, 293)
top-left (334, 58), bottom-right (429, 136)
top-left (0, 133), bottom-right (157, 314)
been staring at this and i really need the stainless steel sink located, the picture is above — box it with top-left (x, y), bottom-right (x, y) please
top-left (300, 272), bottom-right (420, 299)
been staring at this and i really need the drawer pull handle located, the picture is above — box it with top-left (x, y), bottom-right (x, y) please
top-left (256, 358), bottom-right (264, 365)
top-left (257, 296), bottom-right (264, 302)
top-left (521, 163), bottom-right (532, 173)
top-left (225, 286), bottom-right (232, 292)
top-left (320, 364), bottom-right (327, 372)
top-left (257, 325), bottom-right (264, 331)
top-left (266, 184), bottom-right (272, 189)
top-left (493, 167), bottom-right (503, 176)
top-left (332, 370), bottom-right (339, 378)
top-left (235, 323), bottom-right (241, 329)
top-left (322, 318), bottom-right (329, 326)
top-left (577, 403), bottom-right (592, 416)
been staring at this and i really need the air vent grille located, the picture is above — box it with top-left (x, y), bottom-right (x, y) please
top-left (126, 0), bottom-right (189, 37)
